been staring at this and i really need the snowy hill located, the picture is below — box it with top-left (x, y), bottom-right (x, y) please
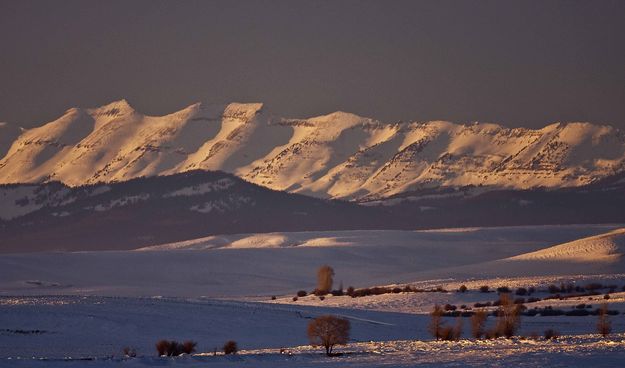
top-left (508, 227), bottom-right (625, 263)
top-left (1, 100), bottom-right (624, 200)
top-left (0, 171), bottom-right (391, 253)
top-left (2, 225), bottom-right (625, 366)
top-left (1, 224), bottom-right (622, 297)
top-left (2, 169), bottom-right (625, 253)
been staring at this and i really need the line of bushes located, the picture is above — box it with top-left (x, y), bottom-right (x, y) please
top-left (294, 284), bottom-right (451, 300)
top-left (150, 339), bottom-right (237, 357)
top-left (524, 306), bottom-right (620, 317)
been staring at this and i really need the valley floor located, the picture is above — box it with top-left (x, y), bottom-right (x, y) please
top-left (1, 295), bottom-right (624, 367)
top-left (1, 224), bottom-right (624, 366)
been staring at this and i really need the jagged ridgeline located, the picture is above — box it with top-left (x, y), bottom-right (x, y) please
top-left (1, 100), bottom-right (624, 201)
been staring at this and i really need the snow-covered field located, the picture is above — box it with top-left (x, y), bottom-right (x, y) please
top-left (1, 294), bottom-right (624, 367)
top-left (1, 224), bottom-right (622, 297)
top-left (1, 224), bottom-right (625, 366)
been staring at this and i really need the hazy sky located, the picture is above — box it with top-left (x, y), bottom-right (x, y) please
top-left (1, 0), bottom-right (625, 129)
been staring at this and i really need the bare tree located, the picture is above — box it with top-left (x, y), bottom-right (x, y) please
top-left (307, 315), bottom-right (350, 356)
top-left (428, 304), bottom-right (446, 340)
top-left (597, 303), bottom-right (612, 337)
top-left (316, 265), bottom-right (334, 295)
top-left (471, 309), bottom-right (488, 339)
top-left (495, 293), bottom-right (521, 338)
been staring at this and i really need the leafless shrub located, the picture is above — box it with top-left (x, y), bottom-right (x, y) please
top-left (438, 326), bottom-right (454, 340)
top-left (223, 340), bottom-right (238, 355)
top-left (346, 286), bottom-right (355, 296)
top-left (429, 304), bottom-right (445, 340)
top-left (548, 284), bottom-right (561, 294)
top-left (331, 282), bottom-right (344, 296)
top-left (122, 346), bottom-right (137, 357)
top-left (156, 340), bottom-right (187, 356)
top-left (495, 294), bottom-right (521, 338)
top-left (474, 302), bottom-right (492, 308)
top-left (167, 341), bottom-right (184, 356)
top-left (451, 317), bottom-right (463, 340)
top-left (544, 329), bottom-right (559, 340)
top-left (307, 315), bottom-right (350, 356)
top-left (458, 285), bottom-right (468, 293)
top-left (156, 340), bottom-right (170, 356)
top-left (471, 309), bottom-right (488, 339)
top-left (528, 331), bottom-right (540, 340)
top-left (331, 289), bottom-right (344, 296)
top-left (484, 329), bottom-right (500, 339)
top-left (597, 304), bottom-right (612, 337)
top-left (182, 340), bottom-right (197, 354)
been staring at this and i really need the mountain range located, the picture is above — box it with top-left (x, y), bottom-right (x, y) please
top-left (1, 100), bottom-right (624, 201)
top-left (2, 100), bottom-right (625, 252)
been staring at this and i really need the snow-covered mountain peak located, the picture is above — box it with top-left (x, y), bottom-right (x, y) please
top-left (176, 102), bottom-right (265, 124)
top-left (316, 110), bottom-right (367, 121)
top-left (1, 100), bottom-right (624, 200)
top-left (307, 111), bottom-right (375, 127)
top-left (222, 102), bottom-right (264, 120)
top-left (86, 99), bottom-right (135, 117)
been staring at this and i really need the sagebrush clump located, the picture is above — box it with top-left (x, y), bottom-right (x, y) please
top-left (223, 340), bottom-right (238, 355)
top-left (182, 340), bottom-right (197, 354)
top-left (122, 346), bottom-right (137, 357)
top-left (155, 339), bottom-right (196, 356)
top-left (544, 329), bottom-right (559, 340)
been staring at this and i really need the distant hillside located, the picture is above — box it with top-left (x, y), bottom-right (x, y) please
top-left (0, 171), bottom-right (388, 252)
top-left (1, 170), bottom-right (625, 253)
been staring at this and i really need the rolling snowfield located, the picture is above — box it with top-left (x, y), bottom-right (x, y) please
top-left (1, 224), bottom-right (625, 367)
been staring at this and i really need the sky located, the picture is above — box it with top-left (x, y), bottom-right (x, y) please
top-left (1, 0), bottom-right (625, 129)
